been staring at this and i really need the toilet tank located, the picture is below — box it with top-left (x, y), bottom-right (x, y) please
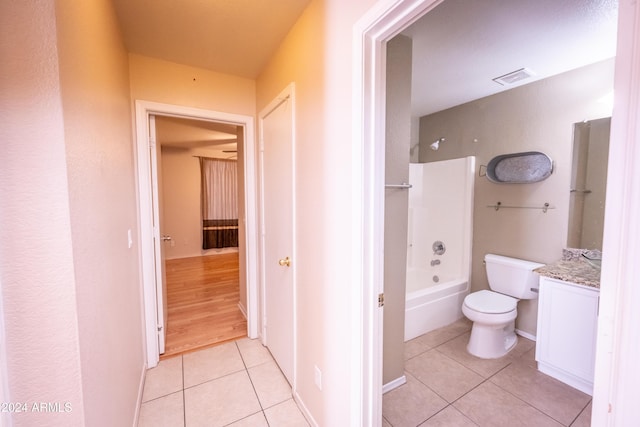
top-left (485, 254), bottom-right (545, 299)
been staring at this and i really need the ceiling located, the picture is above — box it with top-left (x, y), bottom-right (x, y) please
top-left (155, 116), bottom-right (238, 153)
top-left (111, 0), bottom-right (312, 79)
top-left (404, 0), bottom-right (619, 117)
top-left (114, 0), bottom-right (618, 144)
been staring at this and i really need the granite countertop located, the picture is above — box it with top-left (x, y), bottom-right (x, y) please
top-left (534, 251), bottom-right (601, 289)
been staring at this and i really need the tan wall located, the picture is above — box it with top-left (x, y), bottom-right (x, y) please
top-left (383, 35), bottom-right (412, 385)
top-left (55, 0), bottom-right (145, 424)
top-left (160, 146), bottom-right (241, 260)
top-left (256, 0), bottom-right (376, 424)
top-left (160, 148), bottom-right (203, 259)
top-left (1, 0), bottom-right (145, 425)
top-left (0, 1), bottom-right (86, 425)
top-left (129, 54), bottom-right (256, 116)
top-left (418, 59), bottom-right (614, 336)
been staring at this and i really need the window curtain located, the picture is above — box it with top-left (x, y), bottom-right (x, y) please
top-left (199, 157), bottom-right (239, 249)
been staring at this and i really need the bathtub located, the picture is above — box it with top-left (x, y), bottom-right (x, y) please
top-left (404, 271), bottom-right (469, 342)
top-left (404, 157), bottom-right (474, 342)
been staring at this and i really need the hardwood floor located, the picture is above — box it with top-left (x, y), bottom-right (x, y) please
top-left (161, 252), bottom-right (247, 359)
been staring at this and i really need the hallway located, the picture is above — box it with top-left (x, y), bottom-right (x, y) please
top-left (139, 338), bottom-right (307, 426)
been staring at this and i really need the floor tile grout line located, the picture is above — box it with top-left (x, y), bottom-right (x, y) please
top-left (396, 324), bottom-right (586, 426)
top-left (238, 341), bottom-right (267, 413)
top-left (485, 374), bottom-right (572, 426)
top-left (403, 327), bottom-right (472, 362)
top-left (567, 399), bottom-right (592, 427)
top-left (484, 354), bottom-right (590, 426)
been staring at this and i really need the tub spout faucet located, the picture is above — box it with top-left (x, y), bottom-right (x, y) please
top-left (430, 259), bottom-right (441, 266)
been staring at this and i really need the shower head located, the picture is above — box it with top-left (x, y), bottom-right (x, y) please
top-left (430, 137), bottom-right (445, 151)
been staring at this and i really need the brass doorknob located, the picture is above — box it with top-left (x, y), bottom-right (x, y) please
top-left (278, 257), bottom-right (291, 267)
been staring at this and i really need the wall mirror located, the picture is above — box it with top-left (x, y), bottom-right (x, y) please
top-left (567, 117), bottom-right (611, 251)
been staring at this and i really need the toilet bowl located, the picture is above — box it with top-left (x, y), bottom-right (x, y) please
top-left (462, 254), bottom-right (544, 359)
top-left (462, 290), bottom-right (518, 358)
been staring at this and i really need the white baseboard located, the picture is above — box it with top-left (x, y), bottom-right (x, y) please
top-left (294, 390), bottom-right (319, 427)
top-left (133, 362), bottom-right (147, 427)
top-left (238, 302), bottom-right (247, 319)
top-left (382, 375), bottom-right (407, 394)
top-left (516, 329), bottom-right (536, 341)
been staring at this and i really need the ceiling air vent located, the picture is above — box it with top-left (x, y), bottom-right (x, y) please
top-left (492, 68), bottom-right (536, 86)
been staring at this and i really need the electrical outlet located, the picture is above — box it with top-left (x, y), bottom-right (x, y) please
top-left (314, 365), bottom-right (322, 390)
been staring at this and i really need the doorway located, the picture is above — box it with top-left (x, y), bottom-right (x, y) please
top-left (354, 0), bottom-right (623, 424)
top-left (154, 115), bottom-right (246, 358)
top-left (135, 101), bottom-right (259, 368)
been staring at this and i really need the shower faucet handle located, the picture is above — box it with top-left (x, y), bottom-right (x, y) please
top-left (430, 259), bottom-right (441, 266)
top-left (432, 240), bottom-right (446, 255)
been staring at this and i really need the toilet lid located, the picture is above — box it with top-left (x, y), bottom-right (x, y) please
top-left (464, 290), bottom-right (517, 314)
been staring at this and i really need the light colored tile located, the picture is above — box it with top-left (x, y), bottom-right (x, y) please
top-left (236, 338), bottom-right (273, 368)
top-left (263, 399), bottom-right (309, 426)
top-left (382, 373), bottom-right (447, 427)
top-left (420, 406), bottom-right (477, 427)
top-left (228, 411), bottom-right (269, 427)
top-left (405, 318), bottom-right (472, 360)
top-left (435, 332), bottom-right (534, 378)
top-left (138, 391), bottom-right (184, 427)
top-left (571, 401), bottom-right (592, 427)
top-left (454, 381), bottom-right (562, 427)
top-left (248, 360), bottom-right (292, 408)
top-left (184, 370), bottom-right (261, 427)
top-left (142, 355), bottom-right (183, 402)
top-left (406, 349), bottom-right (484, 403)
top-left (435, 332), bottom-right (511, 378)
top-left (490, 358), bottom-right (591, 425)
top-left (382, 416), bottom-right (393, 427)
top-left (183, 341), bottom-right (245, 388)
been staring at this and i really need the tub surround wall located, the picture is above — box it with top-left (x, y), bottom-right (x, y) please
top-left (419, 59), bottom-right (614, 337)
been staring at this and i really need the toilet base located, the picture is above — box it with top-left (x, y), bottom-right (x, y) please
top-left (467, 320), bottom-right (517, 359)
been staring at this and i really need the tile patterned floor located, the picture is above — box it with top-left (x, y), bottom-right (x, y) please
top-left (383, 318), bottom-right (593, 427)
top-left (139, 319), bottom-right (592, 426)
top-left (138, 338), bottom-right (309, 427)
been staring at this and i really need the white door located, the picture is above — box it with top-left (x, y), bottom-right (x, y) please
top-left (260, 86), bottom-right (295, 384)
top-left (149, 114), bottom-right (168, 354)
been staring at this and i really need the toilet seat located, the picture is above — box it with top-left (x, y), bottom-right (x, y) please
top-left (464, 290), bottom-right (517, 314)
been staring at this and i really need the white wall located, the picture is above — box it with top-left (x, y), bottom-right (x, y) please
top-left (256, 0), bottom-right (377, 424)
top-left (419, 59), bottom-right (614, 336)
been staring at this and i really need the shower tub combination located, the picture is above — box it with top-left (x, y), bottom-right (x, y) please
top-left (405, 156), bottom-right (475, 341)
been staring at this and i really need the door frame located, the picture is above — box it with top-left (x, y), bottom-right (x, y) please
top-left (355, 0), bottom-right (640, 425)
top-left (134, 100), bottom-right (259, 368)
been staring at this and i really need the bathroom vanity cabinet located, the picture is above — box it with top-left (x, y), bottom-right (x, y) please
top-left (535, 276), bottom-right (599, 395)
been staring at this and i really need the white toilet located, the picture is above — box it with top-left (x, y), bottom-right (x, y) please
top-left (462, 254), bottom-right (544, 359)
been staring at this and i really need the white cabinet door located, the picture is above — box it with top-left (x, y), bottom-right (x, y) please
top-left (536, 276), bottom-right (599, 395)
